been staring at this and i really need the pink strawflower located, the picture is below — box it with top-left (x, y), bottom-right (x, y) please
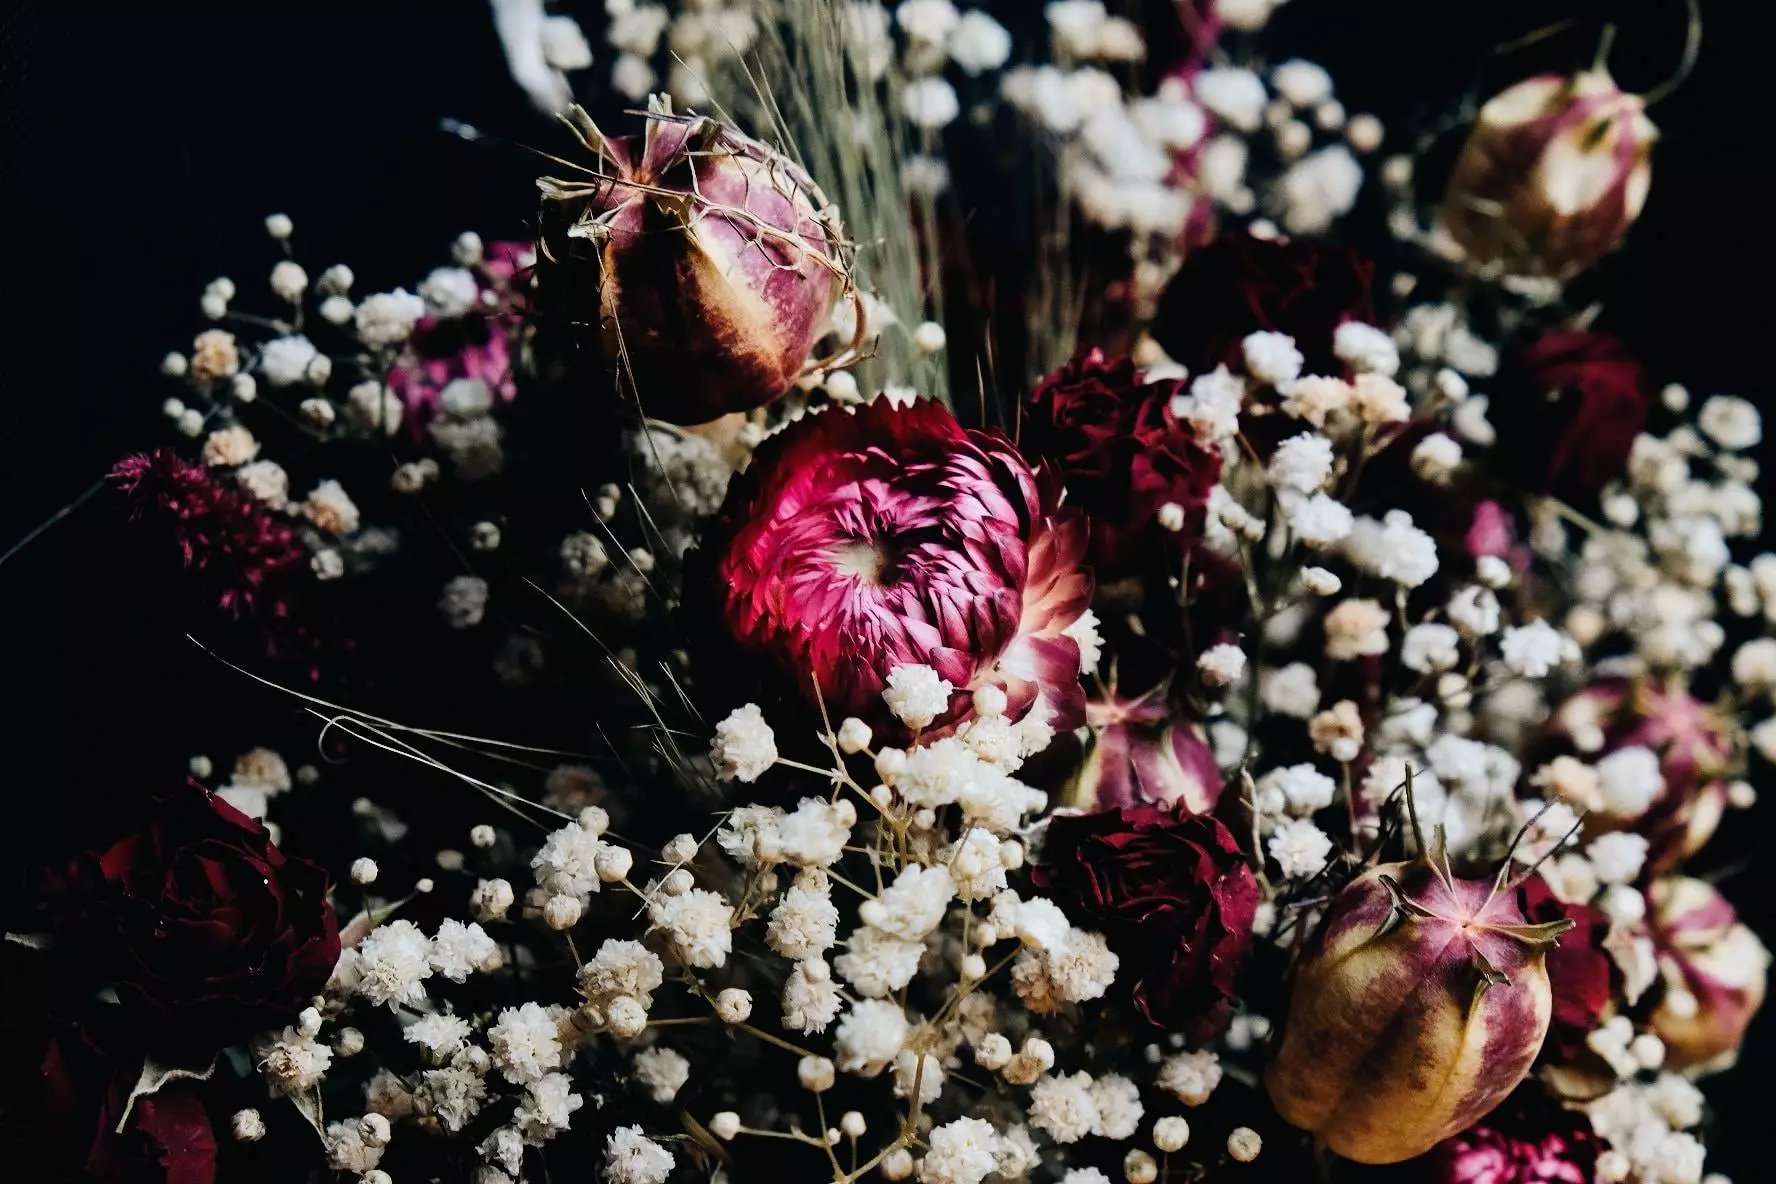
top-left (690, 398), bottom-right (1092, 734)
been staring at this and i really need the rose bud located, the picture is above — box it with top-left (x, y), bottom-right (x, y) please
top-left (1064, 683), bottom-right (1222, 814)
top-left (1266, 837), bottom-right (1572, 1164)
top-left (537, 99), bottom-right (845, 425)
top-left (1647, 876), bottom-right (1770, 1072)
top-left (685, 396), bottom-right (1092, 736)
top-left (1440, 68), bottom-right (1655, 278)
top-left (1548, 678), bottom-right (1732, 868)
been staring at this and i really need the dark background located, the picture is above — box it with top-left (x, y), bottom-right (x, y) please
top-left (0, 0), bottom-right (1767, 1177)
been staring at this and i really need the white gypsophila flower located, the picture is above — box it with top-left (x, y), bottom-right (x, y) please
top-left (415, 268), bottom-right (479, 319)
top-left (1196, 643), bottom-right (1247, 688)
top-left (777, 797), bottom-right (854, 867)
top-left (1172, 365), bottom-right (1244, 440)
top-left (946, 9), bottom-right (1010, 75)
top-left (1268, 817), bottom-right (1333, 878)
top-left (440, 376), bottom-right (494, 420)
top-left (1132, 95), bottom-right (1207, 151)
top-left (1401, 623), bottom-right (1461, 673)
top-left (711, 703), bottom-right (777, 782)
top-left (1088, 1074), bottom-right (1144, 1139)
top-left (439, 575), bottom-right (489, 629)
top-left (898, 0), bottom-right (959, 43)
top-left (718, 804), bottom-right (785, 866)
top-left (345, 381), bottom-right (402, 436)
top-left (947, 827), bottom-right (1009, 902)
top-left (269, 260), bottom-right (308, 303)
top-left (1332, 321), bottom-right (1400, 377)
top-left (515, 1072), bottom-right (582, 1146)
top-left (236, 459), bottom-right (290, 509)
top-left (834, 998), bottom-right (910, 1072)
top-left (487, 1002), bottom-right (565, 1084)
top-left (1159, 1049), bottom-right (1223, 1106)
top-left (1261, 662), bottom-right (1321, 719)
top-left (1193, 67), bottom-right (1267, 132)
top-left (768, 881), bottom-right (841, 961)
top-left (354, 289), bottom-right (427, 348)
top-left (893, 1049), bottom-right (944, 1103)
top-left (532, 819), bottom-right (606, 901)
top-left (303, 479), bottom-right (360, 536)
top-left (1241, 330), bottom-right (1304, 388)
top-left (1411, 433), bottom-right (1463, 483)
top-left (323, 1120), bottom-right (384, 1173)
top-left (1309, 700), bottom-right (1365, 762)
top-left (413, 1065), bottom-right (488, 1133)
top-left (1301, 566), bottom-right (1342, 596)
top-left (1047, 930), bottom-right (1119, 1003)
top-left (1258, 764), bottom-right (1336, 816)
top-left (1268, 433), bottom-right (1335, 494)
top-left (579, 938), bottom-right (664, 1009)
top-left (1426, 734), bottom-right (1488, 787)
top-left (1279, 375), bottom-right (1352, 427)
top-left (1324, 597), bottom-right (1391, 661)
top-left (1345, 511), bottom-right (1439, 587)
top-left (1500, 620), bottom-right (1566, 678)
top-left (1065, 608), bottom-right (1105, 674)
top-left (405, 1013), bottom-right (473, 1061)
top-left (1271, 59), bottom-right (1333, 107)
top-left (631, 1047), bottom-right (690, 1104)
top-left (958, 713), bottom-right (1023, 770)
top-left (1361, 753), bottom-right (1444, 818)
top-left (1278, 145), bottom-right (1364, 235)
top-left (258, 335), bottom-right (318, 387)
top-left (540, 14), bottom-right (593, 69)
top-left (1029, 1071), bottom-right (1100, 1144)
top-left (884, 663), bottom-right (954, 729)
top-left (1013, 895), bottom-right (1072, 954)
top-left (1448, 585), bottom-right (1502, 636)
top-left (430, 919), bottom-right (497, 982)
top-left (1733, 637), bottom-right (1776, 694)
top-left (902, 76), bottom-right (961, 129)
top-left (356, 919), bottom-right (435, 1008)
top-left (1697, 395), bottom-right (1761, 451)
top-left (921, 1116), bottom-right (1000, 1184)
top-left (830, 925), bottom-right (920, 1000)
top-left (1587, 832), bottom-right (1649, 885)
top-left (481, 1127), bottom-right (524, 1176)
top-left (1596, 746), bottom-right (1664, 819)
top-left (890, 736), bottom-right (977, 808)
top-left (859, 864), bottom-right (956, 940)
top-left (253, 1026), bottom-right (334, 1094)
top-left (647, 887), bottom-right (733, 968)
top-left (782, 959), bottom-right (844, 1033)
top-left (1285, 492), bottom-right (1355, 548)
top-left (1061, 1171), bottom-right (1112, 1184)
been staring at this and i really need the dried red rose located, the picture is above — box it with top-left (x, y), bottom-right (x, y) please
top-left (1020, 350), bottom-right (1221, 575)
top-left (1148, 232), bottom-right (1376, 380)
top-left (1518, 874), bottom-right (1613, 1064)
top-left (688, 397), bottom-right (1092, 734)
top-left (48, 783), bottom-right (340, 1051)
top-left (1489, 331), bottom-right (1648, 507)
top-left (1032, 805), bottom-right (1257, 1037)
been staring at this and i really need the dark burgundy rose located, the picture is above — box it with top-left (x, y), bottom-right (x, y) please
top-left (48, 783), bottom-right (340, 1051)
top-left (1518, 874), bottom-right (1612, 1064)
top-left (37, 1027), bottom-right (217, 1184)
top-left (1021, 350), bottom-right (1221, 573)
top-left (1149, 232), bottom-right (1376, 380)
top-left (1489, 330), bottom-right (1648, 506)
top-left (1033, 805), bottom-right (1258, 1038)
top-left (1417, 1085), bottom-right (1599, 1184)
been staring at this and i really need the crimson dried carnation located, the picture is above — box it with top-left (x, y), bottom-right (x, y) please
top-left (1032, 806), bottom-right (1257, 1037)
top-left (689, 397), bottom-right (1092, 735)
top-left (110, 448), bottom-right (304, 622)
top-left (1020, 350), bottom-right (1221, 574)
top-left (45, 782), bottom-right (341, 1051)
top-left (1421, 1085), bottom-right (1599, 1184)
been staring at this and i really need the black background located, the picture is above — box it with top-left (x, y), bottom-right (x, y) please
top-left (0, 0), bottom-right (1768, 1177)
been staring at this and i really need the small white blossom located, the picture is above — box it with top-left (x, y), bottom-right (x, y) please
top-left (603, 1126), bottom-right (673, 1184)
top-left (632, 1047), bottom-right (691, 1104)
top-left (711, 704), bottom-right (777, 782)
top-left (1193, 67), bottom-right (1268, 132)
top-left (354, 289), bottom-right (427, 348)
top-left (1333, 321), bottom-right (1400, 377)
top-left (1172, 365), bottom-right (1244, 440)
top-left (1242, 330), bottom-right (1304, 388)
top-left (1286, 492), bottom-right (1355, 547)
top-left (1269, 433), bottom-right (1335, 494)
top-left (1268, 818), bottom-right (1333, 878)
top-left (1586, 832), bottom-right (1649, 885)
top-left (488, 1003), bottom-right (565, 1084)
top-left (1028, 1071), bottom-right (1100, 1144)
top-left (647, 888), bottom-right (734, 968)
top-left (1261, 662), bottom-right (1321, 718)
top-left (1697, 395), bottom-right (1761, 451)
top-left (1500, 620), bottom-right (1566, 678)
top-left (258, 335), bottom-right (319, 387)
top-left (356, 920), bottom-right (435, 1008)
top-left (1401, 623), bottom-right (1461, 673)
top-left (1196, 643), bottom-right (1247, 687)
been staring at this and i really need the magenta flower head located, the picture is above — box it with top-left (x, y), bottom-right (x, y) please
top-left (1648, 876), bottom-right (1770, 1073)
top-left (688, 397), bottom-right (1093, 737)
top-left (537, 99), bottom-right (846, 425)
top-left (1441, 68), bottom-right (1655, 278)
top-left (1424, 1085), bottom-right (1599, 1184)
top-left (110, 448), bottom-right (304, 623)
top-left (1266, 836), bottom-right (1572, 1164)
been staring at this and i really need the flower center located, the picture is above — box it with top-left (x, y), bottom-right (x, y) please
top-left (831, 540), bottom-right (888, 586)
